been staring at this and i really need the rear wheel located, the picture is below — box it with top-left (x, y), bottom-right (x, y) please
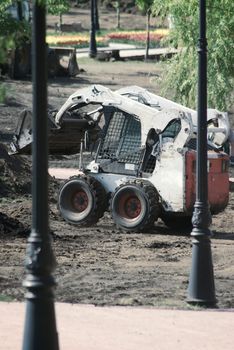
top-left (58, 175), bottom-right (107, 226)
top-left (110, 180), bottom-right (160, 232)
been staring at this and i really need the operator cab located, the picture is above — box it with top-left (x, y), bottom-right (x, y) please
top-left (94, 106), bottom-right (183, 177)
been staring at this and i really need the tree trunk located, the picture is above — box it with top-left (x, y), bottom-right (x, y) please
top-left (116, 1), bottom-right (120, 29)
top-left (16, 0), bottom-right (23, 21)
top-left (145, 10), bottom-right (150, 61)
top-left (59, 13), bottom-right (62, 32)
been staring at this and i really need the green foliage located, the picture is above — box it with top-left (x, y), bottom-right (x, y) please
top-left (0, 84), bottom-right (6, 103)
top-left (152, 0), bottom-right (234, 110)
top-left (0, 1), bottom-right (12, 12)
top-left (46, 0), bottom-right (70, 29)
top-left (136, 0), bottom-right (154, 59)
top-left (47, 0), bottom-right (70, 16)
top-left (0, 2), bottom-right (31, 67)
top-left (136, 0), bottom-right (154, 14)
top-left (0, 13), bottom-right (30, 45)
top-left (0, 1), bottom-right (31, 102)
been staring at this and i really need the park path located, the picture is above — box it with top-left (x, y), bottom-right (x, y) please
top-left (0, 301), bottom-right (234, 350)
top-left (75, 44), bottom-right (179, 59)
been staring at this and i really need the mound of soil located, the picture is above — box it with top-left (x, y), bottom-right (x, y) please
top-left (0, 212), bottom-right (28, 235)
top-left (0, 142), bottom-right (61, 235)
top-left (0, 143), bottom-right (31, 198)
top-left (0, 142), bottom-right (61, 198)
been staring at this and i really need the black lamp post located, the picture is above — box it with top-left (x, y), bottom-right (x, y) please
top-left (187, 0), bottom-right (216, 306)
top-left (22, 2), bottom-right (59, 349)
top-left (89, 0), bottom-right (97, 57)
top-left (94, 0), bottom-right (100, 31)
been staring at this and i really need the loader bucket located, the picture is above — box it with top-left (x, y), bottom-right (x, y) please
top-left (48, 117), bottom-right (100, 154)
top-left (10, 109), bottom-right (33, 154)
top-left (10, 109), bottom-right (100, 155)
top-left (47, 47), bottom-right (79, 77)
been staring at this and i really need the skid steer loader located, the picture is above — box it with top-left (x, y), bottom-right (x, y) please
top-left (55, 85), bottom-right (230, 231)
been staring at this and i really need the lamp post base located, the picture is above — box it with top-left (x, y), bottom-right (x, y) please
top-left (187, 233), bottom-right (216, 307)
top-left (22, 298), bottom-right (59, 350)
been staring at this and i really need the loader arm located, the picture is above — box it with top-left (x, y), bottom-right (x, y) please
top-left (117, 86), bottom-right (230, 149)
top-left (10, 84), bottom-right (230, 156)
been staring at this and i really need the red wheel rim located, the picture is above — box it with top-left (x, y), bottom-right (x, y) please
top-left (72, 190), bottom-right (89, 212)
top-left (123, 195), bottom-right (141, 219)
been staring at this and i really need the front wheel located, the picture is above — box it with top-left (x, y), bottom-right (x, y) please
top-left (58, 175), bottom-right (107, 226)
top-left (110, 180), bottom-right (160, 232)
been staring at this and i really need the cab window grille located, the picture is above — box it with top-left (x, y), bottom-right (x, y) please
top-left (118, 115), bottom-right (142, 163)
top-left (142, 155), bottom-right (156, 174)
top-left (99, 110), bottom-right (142, 164)
top-left (99, 111), bottom-right (125, 159)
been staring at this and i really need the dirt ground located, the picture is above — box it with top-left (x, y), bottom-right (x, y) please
top-left (0, 7), bottom-right (233, 309)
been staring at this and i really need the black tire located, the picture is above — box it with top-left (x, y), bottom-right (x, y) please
top-left (110, 179), bottom-right (160, 232)
top-left (58, 175), bottom-right (107, 226)
top-left (161, 214), bottom-right (192, 229)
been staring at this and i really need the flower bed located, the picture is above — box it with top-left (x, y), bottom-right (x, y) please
top-left (46, 34), bottom-right (107, 47)
top-left (107, 29), bottom-right (169, 41)
top-left (46, 29), bottom-right (169, 48)
top-left (106, 29), bottom-right (169, 47)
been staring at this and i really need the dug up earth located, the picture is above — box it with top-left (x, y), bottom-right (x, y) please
top-left (0, 7), bottom-right (233, 308)
top-left (0, 59), bottom-right (233, 309)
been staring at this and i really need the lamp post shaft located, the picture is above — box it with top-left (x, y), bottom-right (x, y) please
top-left (187, 0), bottom-right (216, 306)
top-left (197, 0), bottom-right (208, 204)
top-left (89, 0), bottom-right (97, 57)
top-left (94, 0), bottom-right (100, 31)
top-left (22, 2), bottom-right (59, 349)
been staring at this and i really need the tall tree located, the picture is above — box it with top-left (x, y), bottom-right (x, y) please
top-left (136, 0), bottom-right (154, 60)
top-left (152, 0), bottom-right (234, 110)
top-left (47, 0), bottom-right (70, 31)
top-left (0, 0), bottom-right (31, 100)
top-left (0, 1), bottom-right (27, 61)
top-left (114, 0), bottom-right (121, 29)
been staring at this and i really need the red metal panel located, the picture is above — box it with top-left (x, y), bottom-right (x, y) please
top-left (185, 151), bottom-right (229, 213)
